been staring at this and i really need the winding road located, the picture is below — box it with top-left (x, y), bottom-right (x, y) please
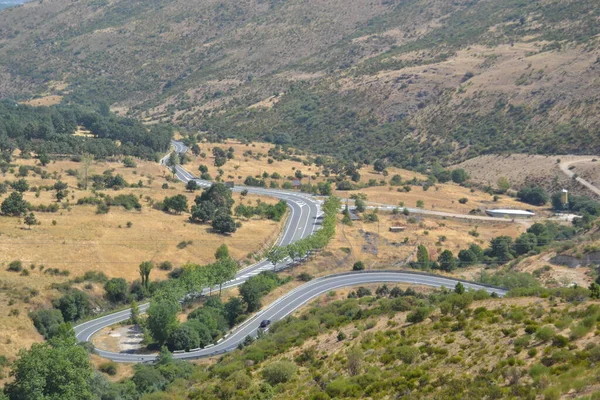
top-left (74, 141), bottom-right (507, 362)
top-left (559, 159), bottom-right (600, 197)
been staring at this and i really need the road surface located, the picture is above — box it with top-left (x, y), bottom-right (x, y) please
top-left (74, 140), bottom-right (508, 362)
top-left (76, 271), bottom-right (506, 363)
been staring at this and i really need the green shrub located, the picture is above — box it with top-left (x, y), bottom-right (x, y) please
top-left (262, 360), bottom-right (297, 385)
top-left (99, 362), bottom-right (118, 376)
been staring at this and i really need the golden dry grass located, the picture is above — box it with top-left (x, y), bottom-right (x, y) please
top-left (0, 156), bottom-right (285, 360)
top-left (187, 140), bottom-right (424, 188)
top-left (20, 95), bottom-right (63, 107)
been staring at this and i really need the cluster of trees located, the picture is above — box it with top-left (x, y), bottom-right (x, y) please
top-left (189, 183), bottom-right (237, 234)
top-left (517, 185), bottom-right (549, 206)
top-left (0, 100), bottom-right (172, 160)
top-left (414, 222), bottom-right (577, 272)
top-left (234, 200), bottom-right (287, 221)
top-left (265, 196), bottom-right (341, 268)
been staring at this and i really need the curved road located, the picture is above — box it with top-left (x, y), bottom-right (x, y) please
top-left (559, 159), bottom-right (600, 197)
top-left (74, 141), bottom-right (507, 362)
top-left (77, 271), bottom-right (506, 363)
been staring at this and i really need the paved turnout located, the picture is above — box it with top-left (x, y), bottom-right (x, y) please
top-left (74, 141), bottom-right (507, 362)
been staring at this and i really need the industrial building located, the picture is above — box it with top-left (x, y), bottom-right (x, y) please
top-left (485, 209), bottom-right (536, 218)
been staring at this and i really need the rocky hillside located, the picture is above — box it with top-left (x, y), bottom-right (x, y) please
top-left (0, 0), bottom-right (598, 167)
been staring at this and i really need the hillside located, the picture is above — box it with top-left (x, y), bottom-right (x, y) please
top-left (0, 0), bottom-right (598, 167)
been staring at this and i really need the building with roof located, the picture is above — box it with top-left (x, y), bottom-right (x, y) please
top-left (485, 209), bottom-right (535, 218)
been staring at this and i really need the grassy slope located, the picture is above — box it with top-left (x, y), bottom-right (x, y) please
top-left (135, 289), bottom-right (600, 399)
top-left (0, 0), bottom-right (598, 166)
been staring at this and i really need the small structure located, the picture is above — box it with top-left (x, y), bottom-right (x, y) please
top-left (389, 226), bottom-right (406, 232)
top-left (485, 209), bottom-right (535, 218)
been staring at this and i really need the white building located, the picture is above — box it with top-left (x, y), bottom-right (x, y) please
top-left (485, 209), bottom-right (535, 218)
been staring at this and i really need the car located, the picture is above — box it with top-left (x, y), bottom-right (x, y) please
top-left (259, 319), bottom-right (271, 328)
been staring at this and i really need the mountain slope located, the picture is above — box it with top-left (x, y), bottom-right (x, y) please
top-left (0, 0), bottom-right (598, 167)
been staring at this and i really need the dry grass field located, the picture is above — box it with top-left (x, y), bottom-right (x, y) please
top-left (0, 156), bottom-right (283, 362)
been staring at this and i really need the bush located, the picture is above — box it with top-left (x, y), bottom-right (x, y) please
top-left (7, 261), bottom-right (23, 272)
top-left (407, 307), bottom-right (431, 323)
top-left (297, 272), bottom-right (313, 282)
top-left (99, 361), bottom-right (118, 376)
top-left (158, 261), bottom-right (173, 271)
top-left (352, 261), bottom-right (365, 271)
top-left (262, 360), bottom-right (297, 385)
top-left (29, 308), bottom-right (65, 339)
top-left (535, 326), bottom-right (556, 343)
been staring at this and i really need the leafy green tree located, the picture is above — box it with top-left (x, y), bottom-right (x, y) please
top-left (132, 365), bottom-right (167, 394)
top-left (29, 309), bottom-right (65, 340)
top-left (438, 250), bottom-right (457, 272)
top-left (1, 192), bottom-right (29, 216)
top-left (24, 212), bottom-right (38, 229)
top-left (454, 282), bottom-right (465, 295)
top-left (589, 282), bottom-right (600, 299)
top-left (139, 261), bottom-right (153, 289)
top-left (488, 236), bottom-right (514, 262)
top-left (451, 169), bottom-right (469, 184)
top-left (190, 200), bottom-right (217, 223)
top-left (212, 257), bottom-right (238, 296)
top-left (267, 246), bottom-right (287, 269)
top-left (5, 326), bottom-right (93, 400)
top-left (497, 176), bottom-right (510, 193)
top-left (53, 291), bottom-right (90, 322)
top-left (11, 179), bottom-right (29, 193)
top-left (147, 299), bottom-right (180, 345)
top-left (212, 212), bottom-right (237, 234)
top-left (129, 300), bottom-right (140, 324)
top-left (186, 180), bottom-right (199, 192)
top-left (515, 233), bottom-right (538, 255)
top-left (215, 244), bottom-right (230, 260)
top-left (162, 194), bottom-right (188, 214)
top-left (373, 159), bottom-right (386, 172)
top-left (417, 244), bottom-right (430, 268)
top-left (104, 278), bottom-right (129, 303)
top-left (517, 185), bottom-right (549, 206)
top-left (406, 306), bottom-right (431, 324)
top-left (167, 324), bottom-right (200, 351)
top-left (224, 297), bottom-right (245, 327)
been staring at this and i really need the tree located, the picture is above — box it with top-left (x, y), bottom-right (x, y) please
top-left (589, 282), bottom-right (600, 299)
top-left (224, 297), bottom-right (245, 327)
top-left (373, 159), bottom-right (387, 172)
top-left (186, 180), bottom-right (199, 192)
top-left (451, 169), bottom-right (469, 184)
top-left (417, 244), bottom-right (430, 268)
top-left (24, 212), bottom-right (38, 229)
top-left (406, 306), bottom-right (431, 323)
top-left (354, 198), bottom-right (366, 213)
top-left (212, 213), bottom-right (237, 234)
top-left (346, 348), bottom-right (363, 376)
top-left (139, 261), bottom-right (154, 289)
top-left (497, 177), bottom-right (510, 193)
top-left (11, 178), bottom-right (29, 193)
top-left (488, 236), bottom-right (514, 262)
top-left (438, 250), bottom-right (457, 272)
top-left (352, 261), bottom-right (365, 271)
top-left (80, 154), bottom-right (94, 190)
top-left (147, 299), bottom-right (180, 345)
top-left (215, 244), bottom-right (230, 260)
top-left (123, 156), bottom-right (136, 168)
top-left (29, 309), bottom-right (65, 340)
top-left (166, 324), bottom-right (200, 352)
top-left (515, 233), bottom-right (538, 255)
top-left (104, 278), bottom-right (129, 303)
top-left (130, 300), bottom-right (140, 324)
top-left (267, 247), bottom-right (287, 269)
top-left (455, 282), bottom-right (465, 295)
top-left (517, 185), bottom-right (549, 206)
top-left (5, 329), bottom-right (93, 400)
top-left (162, 194), bottom-right (188, 214)
top-left (191, 144), bottom-right (201, 156)
top-left (53, 291), bottom-right (90, 322)
top-left (212, 257), bottom-right (238, 296)
top-left (38, 153), bottom-right (50, 166)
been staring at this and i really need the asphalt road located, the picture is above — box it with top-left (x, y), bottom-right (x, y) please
top-left (79, 271), bottom-right (506, 363)
top-left (74, 141), bottom-right (508, 362)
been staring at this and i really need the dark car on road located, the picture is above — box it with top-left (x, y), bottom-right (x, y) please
top-left (259, 319), bottom-right (271, 329)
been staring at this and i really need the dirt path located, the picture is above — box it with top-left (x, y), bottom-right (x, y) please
top-left (559, 159), bottom-right (600, 197)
